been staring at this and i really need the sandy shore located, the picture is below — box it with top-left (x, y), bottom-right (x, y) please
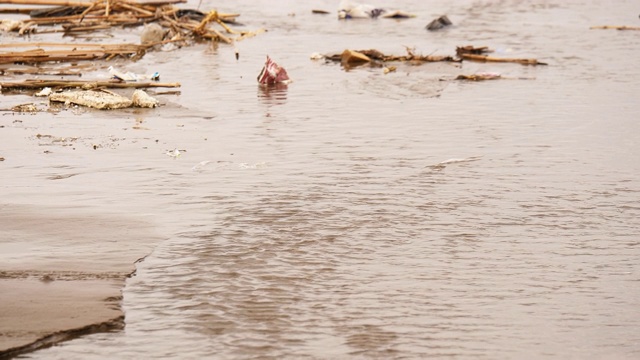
top-left (0, 204), bottom-right (162, 357)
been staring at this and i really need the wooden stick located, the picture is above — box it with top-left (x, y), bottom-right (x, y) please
top-left (137, 0), bottom-right (186, 5)
top-left (0, 0), bottom-right (93, 6)
top-left (0, 79), bottom-right (181, 90)
top-left (0, 42), bottom-right (146, 48)
top-left (460, 53), bottom-right (547, 66)
top-left (79, 2), bottom-right (97, 22)
top-left (8, 0), bottom-right (186, 6)
top-left (590, 25), bottom-right (640, 31)
top-left (0, 8), bottom-right (34, 14)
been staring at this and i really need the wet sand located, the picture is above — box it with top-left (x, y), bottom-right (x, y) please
top-left (0, 205), bottom-right (161, 357)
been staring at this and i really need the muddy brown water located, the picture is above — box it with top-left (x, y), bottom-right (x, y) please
top-left (2, 0), bottom-right (640, 358)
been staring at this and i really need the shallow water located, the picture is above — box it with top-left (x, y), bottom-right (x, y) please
top-left (5, 0), bottom-right (640, 358)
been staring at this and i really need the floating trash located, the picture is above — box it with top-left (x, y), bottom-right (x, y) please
top-left (257, 56), bottom-right (290, 85)
top-left (426, 15), bottom-right (452, 31)
top-left (338, 0), bottom-right (385, 19)
top-left (338, 1), bottom-right (414, 19)
top-left (165, 148), bottom-right (183, 158)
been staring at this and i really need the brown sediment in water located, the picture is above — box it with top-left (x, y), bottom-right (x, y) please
top-left (0, 205), bottom-right (161, 358)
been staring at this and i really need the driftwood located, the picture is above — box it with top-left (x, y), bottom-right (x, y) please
top-left (0, 61), bottom-right (93, 76)
top-left (456, 45), bottom-right (492, 56)
top-left (328, 48), bottom-right (460, 67)
top-left (0, 79), bottom-right (180, 92)
top-left (459, 53), bottom-right (547, 66)
top-left (590, 25), bottom-right (640, 31)
top-left (456, 73), bottom-right (502, 81)
top-left (0, 43), bottom-right (151, 64)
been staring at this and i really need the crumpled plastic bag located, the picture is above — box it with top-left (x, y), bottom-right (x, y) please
top-left (337, 0), bottom-right (413, 19)
top-left (257, 56), bottom-right (290, 85)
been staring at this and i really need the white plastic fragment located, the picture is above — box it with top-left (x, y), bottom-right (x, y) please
top-left (34, 87), bottom-right (52, 97)
top-left (165, 148), bottom-right (181, 158)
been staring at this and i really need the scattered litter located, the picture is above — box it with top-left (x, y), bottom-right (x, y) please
top-left (257, 56), bottom-right (291, 85)
top-left (49, 90), bottom-right (132, 110)
top-left (312, 9), bottom-right (330, 15)
top-left (34, 87), bottom-right (52, 97)
top-left (310, 52), bottom-right (325, 60)
top-left (426, 15), bottom-right (452, 31)
top-left (325, 47), bottom-right (459, 68)
top-left (109, 66), bottom-right (160, 82)
top-left (165, 148), bottom-right (183, 159)
top-left (131, 90), bottom-right (159, 108)
top-left (0, 156), bottom-right (5, 161)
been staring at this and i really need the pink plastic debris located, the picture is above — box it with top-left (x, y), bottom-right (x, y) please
top-left (257, 55), bottom-right (290, 85)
